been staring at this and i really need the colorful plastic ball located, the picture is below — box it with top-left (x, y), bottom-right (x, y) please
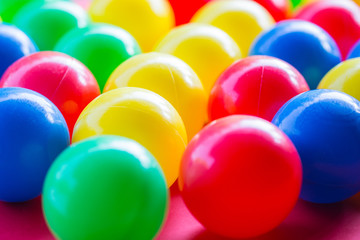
top-left (55, 24), bottom-right (141, 92)
top-left (250, 20), bottom-right (341, 90)
top-left (0, 51), bottom-right (100, 135)
top-left (179, 115), bottom-right (302, 238)
top-left (290, 0), bottom-right (316, 10)
top-left (89, 0), bottom-right (174, 52)
top-left (191, 0), bottom-right (275, 56)
top-left (294, 0), bottom-right (360, 60)
top-left (347, 39), bottom-right (360, 59)
top-left (209, 56), bottom-right (309, 122)
top-left (104, 52), bottom-right (206, 140)
top-left (43, 135), bottom-right (168, 240)
top-left (155, 23), bottom-right (242, 94)
top-left (0, 87), bottom-right (69, 202)
top-left (168, 0), bottom-right (210, 26)
top-left (254, 0), bottom-right (290, 22)
top-left (12, 1), bottom-right (89, 51)
top-left (72, 87), bottom-right (187, 187)
top-left (273, 89), bottom-right (360, 203)
top-left (0, 23), bottom-right (37, 77)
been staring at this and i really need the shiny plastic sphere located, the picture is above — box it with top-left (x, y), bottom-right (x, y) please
top-left (72, 87), bottom-right (187, 186)
top-left (155, 23), bottom-right (242, 94)
top-left (179, 115), bottom-right (302, 238)
top-left (0, 23), bottom-right (38, 77)
top-left (191, 0), bottom-right (275, 56)
top-left (209, 56), bottom-right (309, 122)
top-left (169, 0), bottom-right (210, 25)
top-left (43, 135), bottom-right (168, 240)
top-left (273, 90), bottom-right (360, 203)
top-left (104, 52), bottom-right (206, 140)
top-left (12, 1), bottom-right (89, 51)
top-left (55, 24), bottom-right (141, 91)
top-left (89, 0), bottom-right (174, 52)
top-left (250, 20), bottom-right (341, 90)
top-left (0, 51), bottom-right (100, 135)
top-left (254, 0), bottom-right (290, 22)
top-left (294, 0), bottom-right (360, 59)
top-left (0, 87), bottom-right (69, 202)
top-left (347, 39), bottom-right (360, 59)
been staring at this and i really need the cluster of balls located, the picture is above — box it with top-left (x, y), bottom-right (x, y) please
top-left (1, 0), bottom-right (360, 239)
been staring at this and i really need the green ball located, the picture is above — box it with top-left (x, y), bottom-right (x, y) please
top-left (12, 1), bottom-right (89, 51)
top-left (55, 24), bottom-right (142, 91)
top-left (290, 0), bottom-right (308, 10)
top-left (43, 135), bottom-right (168, 240)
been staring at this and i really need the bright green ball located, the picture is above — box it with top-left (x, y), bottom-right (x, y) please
top-left (43, 135), bottom-right (169, 240)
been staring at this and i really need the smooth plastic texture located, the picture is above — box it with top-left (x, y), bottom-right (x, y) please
top-left (294, 0), bottom-right (360, 59)
top-left (168, 0), bottom-right (210, 25)
top-left (191, 0), bottom-right (275, 56)
top-left (72, 87), bottom-right (187, 187)
top-left (89, 0), bottom-right (174, 52)
top-left (209, 56), bottom-right (309, 121)
top-left (43, 135), bottom-right (168, 240)
top-left (0, 51), bottom-right (100, 135)
top-left (155, 23), bottom-right (242, 94)
top-left (250, 20), bottom-right (341, 90)
top-left (104, 52), bottom-right (207, 140)
top-left (179, 115), bottom-right (302, 238)
top-left (55, 24), bottom-right (141, 91)
top-left (347, 39), bottom-right (360, 59)
top-left (0, 87), bottom-right (69, 202)
top-left (254, 0), bottom-right (290, 21)
top-left (273, 89), bottom-right (360, 203)
top-left (12, 1), bottom-right (89, 51)
top-left (0, 23), bottom-right (38, 77)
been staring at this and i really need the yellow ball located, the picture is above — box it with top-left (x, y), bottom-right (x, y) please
top-left (318, 58), bottom-right (360, 101)
top-left (104, 52), bottom-right (207, 140)
top-left (191, 0), bottom-right (275, 56)
top-left (155, 23), bottom-right (242, 94)
top-left (72, 87), bottom-right (187, 186)
top-left (89, 0), bottom-right (174, 52)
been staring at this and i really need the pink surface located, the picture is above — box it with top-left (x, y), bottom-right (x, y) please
top-left (2, 184), bottom-right (360, 240)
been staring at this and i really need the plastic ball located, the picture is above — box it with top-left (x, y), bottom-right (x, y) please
top-left (294, 0), bottom-right (360, 59)
top-left (43, 135), bottom-right (168, 240)
top-left (272, 89), bottom-right (360, 203)
top-left (179, 115), bottom-right (302, 238)
top-left (0, 23), bottom-right (38, 77)
top-left (347, 39), bottom-right (360, 59)
top-left (55, 24), bottom-right (141, 91)
top-left (0, 87), bottom-right (69, 202)
top-left (168, 0), bottom-right (210, 25)
top-left (254, 0), bottom-right (290, 21)
top-left (155, 23), bottom-right (242, 94)
top-left (209, 56), bottom-right (309, 122)
top-left (72, 87), bottom-right (187, 186)
top-left (250, 20), bottom-right (341, 90)
top-left (104, 52), bottom-right (206, 140)
top-left (191, 0), bottom-right (275, 56)
top-left (0, 51), bottom-right (100, 135)
top-left (89, 0), bottom-right (174, 52)
top-left (12, 1), bottom-right (89, 51)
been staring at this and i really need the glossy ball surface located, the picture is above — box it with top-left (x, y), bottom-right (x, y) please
top-left (347, 39), bottom-right (360, 59)
top-left (43, 136), bottom-right (168, 240)
top-left (273, 89), bottom-right (360, 203)
top-left (254, 0), bottom-right (290, 22)
top-left (0, 87), bottom-right (69, 202)
top-left (169, 0), bottom-right (210, 25)
top-left (180, 115), bottom-right (302, 238)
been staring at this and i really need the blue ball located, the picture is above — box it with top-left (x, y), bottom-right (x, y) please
top-left (250, 20), bottom-right (341, 90)
top-left (272, 89), bottom-right (360, 203)
top-left (0, 23), bottom-right (38, 77)
top-left (347, 39), bottom-right (360, 59)
top-left (0, 87), bottom-right (69, 202)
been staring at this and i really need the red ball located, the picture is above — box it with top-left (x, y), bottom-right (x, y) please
top-left (294, 0), bottom-right (360, 59)
top-left (208, 56), bottom-right (309, 122)
top-left (169, 0), bottom-right (211, 25)
top-left (254, 0), bottom-right (290, 21)
top-left (0, 51), bottom-right (100, 135)
top-left (179, 115), bottom-right (302, 238)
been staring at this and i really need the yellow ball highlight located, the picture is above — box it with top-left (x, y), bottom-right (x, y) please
top-left (89, 0), bottom-right (174, 52)
top-left (318, 58), bottom-right (360, 102)
top-left (191, 0), bottom-right (275, 56)
top-left (72, 87), bottom-right (187, 186)
top-left (155, 23), bottom-right (242, 94)
top-left (104, 52), bottom-right (207, 140)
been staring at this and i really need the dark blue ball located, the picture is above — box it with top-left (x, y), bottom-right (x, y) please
top-left (272, 89), bottom-right (360, 203)
top-left (347, 39), bottom-right (360, 59)
top-left (0, 23), bottom-right (38, 77)
top-left (0, 87), bottom-right (69, 202)
top-left (250, 20), bottom-right (341, 90)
